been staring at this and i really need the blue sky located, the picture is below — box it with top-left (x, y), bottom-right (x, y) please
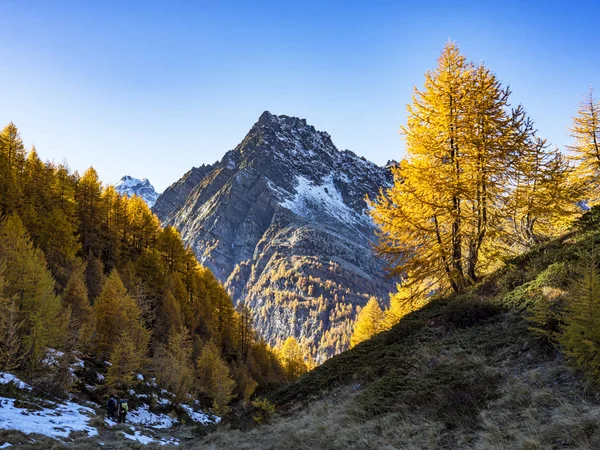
top-left (0, 0), bottom-right (598, 191)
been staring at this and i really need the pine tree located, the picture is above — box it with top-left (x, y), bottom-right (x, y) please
top-left (196, 341), bottom-right (236, 415)
top-left (568, 87), bottom-right (600, 205)
top-left (233, 362), bottom-right (258, 405)
top-left (350, 297), bottom-right (384, 347)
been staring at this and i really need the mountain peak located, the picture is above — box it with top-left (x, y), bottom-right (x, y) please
top-left (152, 113), bottom-right (394, 361)
top-left (115, 176), bottom-right (160, 208)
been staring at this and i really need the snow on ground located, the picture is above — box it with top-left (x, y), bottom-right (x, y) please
top-left (126, 404), bottom-right (177, 429)
top-left (180, 404), bottom-right (220, 424)
top-left (123, 430), bottom-right (179, 446)
top-left (42, 349), bottom-right (85, 376)
top-left (0, 443), bottom-right (13, 448)
top-left (42, 348), bottom-right (64, 366)
top-left (0, 397), bottom-right (98, 439)
top-left (0, 373), bottom-right (31, 391)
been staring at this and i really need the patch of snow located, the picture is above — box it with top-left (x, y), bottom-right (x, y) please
top-left (0, 373), bottom-right (31, 391)
top-left (96, 373), bottom-right (105, 382)
top-left (123, 431), bottom-right (155, 445)
top-left (280, 173), bottom-right (366, 226)
top-left (122, 431), bottom-right (179, 446)
top-left (42, 349), bottom-right (64, 366)
top-left (0, 397), bottom-right (98, 439)
top-left (127, 405), bottom-right (177, 429)
top-left (104, 418), bottom-right (117, 427)
top-left (136, 374), bottom-right (144, 381)
top-left (180, 404), bottom-right (220, 424)
top-left (0, 443), bottom-right (12, 448)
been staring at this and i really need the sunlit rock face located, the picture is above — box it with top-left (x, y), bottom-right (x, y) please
top-left (153, 111), bottom-right (395, 362)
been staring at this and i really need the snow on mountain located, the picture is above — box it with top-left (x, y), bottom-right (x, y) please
top-left (115, 176), bottom-right (160, 208)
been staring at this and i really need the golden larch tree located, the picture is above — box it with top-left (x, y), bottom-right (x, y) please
top-left (350, 297), bottom-right (384, 347)
top-left (568, 87), bottom-right (600, 205)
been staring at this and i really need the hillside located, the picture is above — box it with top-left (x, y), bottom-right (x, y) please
top-left (192, 225), bottom-right (600, 450)
top-left (153, 111), bottom-right (395, 362)
top-left (2, 223), bottom-right (600, 449)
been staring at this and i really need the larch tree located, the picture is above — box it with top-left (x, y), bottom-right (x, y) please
top-left (94, 270), bottom-right (149, 360)
top-left (196, 340), bottom-right (236, 415)
top-left (350, 297), bottom-right (385, 347)
top-left (506, 129), bottom-right (581, 248)
top-left (76, 167), bottom-right (105, 257)
top-left (0, 270), bottom-right (24, 371)
top-left (279, 336), bottom-right (309, 380)
top-left (0, 123), bottom-right (25, 216)
top-left (154, 325), bottom-right (195, 402)
top-left (383, 286), bottom-right (425, 330)
top-left (371, 42), bottom-right (577, 298)
top-left (559, 247), bottom-right (600, 383)
top-left (62, 263), bottom-right (95, 350)
top-left (568, 87), bottom-right (600, 205)
top-left (106, 333), bottom-right (140, 391)
top-left (0, 214), bottom-right (64, 369)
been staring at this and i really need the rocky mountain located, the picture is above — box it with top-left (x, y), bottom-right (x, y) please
top-left (115, 176), bottom-right (160, 207)
top-left (153, 111), bottom-right (395, 362)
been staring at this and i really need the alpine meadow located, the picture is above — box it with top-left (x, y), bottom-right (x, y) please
top-left (1, 2), bottom-right (600, 449)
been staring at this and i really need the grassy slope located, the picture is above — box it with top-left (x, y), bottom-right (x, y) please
top-left (197, 231), bottom-right (600, 449)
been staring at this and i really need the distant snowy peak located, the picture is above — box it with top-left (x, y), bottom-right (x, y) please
top-left (115, 176), bottom-right (160, 208)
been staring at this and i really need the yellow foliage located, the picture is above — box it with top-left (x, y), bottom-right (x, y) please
top-left (94, 270), bottom-right (149, 359)
top-left (278, 336), bottom-right (309, 381)
top-left (569, 88), bottom-right (600, 205)
top-left (371, 42), bottom-right (578, 297)
top-left (196, 341), bottom-right (236, 415)
top-left (350, 297), bottom-right (384, 348)
top-left (383, 286), bottom-right (426, 330)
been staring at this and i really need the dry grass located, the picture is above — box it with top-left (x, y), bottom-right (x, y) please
top-left (190, 358), bottom-right (600, 450)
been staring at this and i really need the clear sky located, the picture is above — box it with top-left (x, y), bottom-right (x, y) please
top-left (0, 0), bottom-right (598, 191)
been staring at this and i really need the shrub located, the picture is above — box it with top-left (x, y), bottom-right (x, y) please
top-left (251, 397), bottom-right (276, 424)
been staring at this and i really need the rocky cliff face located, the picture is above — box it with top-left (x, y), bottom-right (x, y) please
top-left (153, 112), bottom-right (395, 362)
top-left (115, 176), bottom-right (160, 207)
